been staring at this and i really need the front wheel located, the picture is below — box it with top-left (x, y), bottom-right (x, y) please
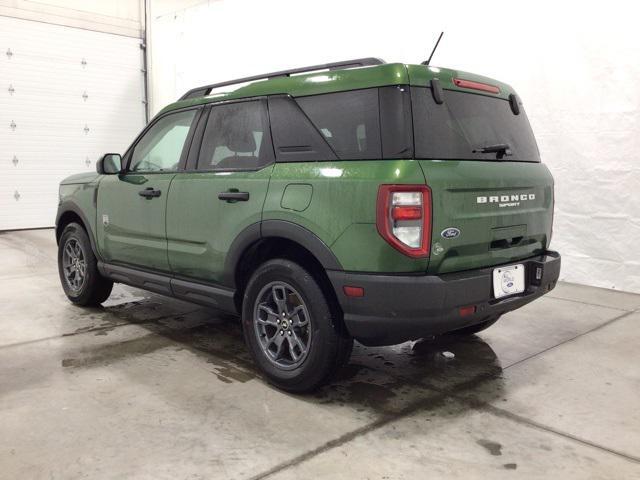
top-left (242, 259), bottom-right (352, 393)
top-left (58, 222), bottom-right (113, 306)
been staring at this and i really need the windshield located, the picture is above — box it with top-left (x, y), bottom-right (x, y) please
top-left (412, 87), bottom-right (540, 162)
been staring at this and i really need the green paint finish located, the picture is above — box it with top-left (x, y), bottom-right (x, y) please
top-left (96, 173), bottom-right (175, 272)
top-left (420, 160), bottom-right (554, 274)
top-left (332, 223), bottom-right (428, 272)
top-left (263, 160), bottom-right (428, 273)
top-left (281, 184), bottom-right (313, 212)
top-left (58, 60), bottom-right (555, 289)
top-left (166, 166), bottom-right (273, 283)
top-left (60, 172), bottom-right (101, 185)
top-left (65, 156), bottom-right (553, 279)
top-left (59, 180), bottom-right (100, 244)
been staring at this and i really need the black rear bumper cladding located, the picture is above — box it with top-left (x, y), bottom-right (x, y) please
top-left (328, 251), bottom-right (561, 346)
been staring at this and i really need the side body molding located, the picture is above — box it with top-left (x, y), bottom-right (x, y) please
top-left (97, 262), bottom-right (237, 312)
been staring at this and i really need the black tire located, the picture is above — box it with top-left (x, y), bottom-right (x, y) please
top-left (242, 258), bottom-right (353, 393)
top-left (58, 222), bottom-right (113, 306)
top-left (337, 335), bottom-right (354, 367)
top-left (446, 315), bottom-right (501, 336)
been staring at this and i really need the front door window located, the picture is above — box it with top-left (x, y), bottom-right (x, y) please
top-left (130, 109), bottom-right (197, 172)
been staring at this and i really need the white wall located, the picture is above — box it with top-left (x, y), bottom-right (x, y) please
top-left (148, 0), bottom-right (640, 293)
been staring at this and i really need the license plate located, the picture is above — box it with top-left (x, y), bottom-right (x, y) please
top-left (493, 264), bottom-right (525, 299)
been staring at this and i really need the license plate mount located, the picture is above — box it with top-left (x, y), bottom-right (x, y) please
top-left (492, 264), bottom-right (525, 299)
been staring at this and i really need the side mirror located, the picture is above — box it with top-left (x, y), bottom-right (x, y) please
top-left (97, 153), bottom-right (122, 174)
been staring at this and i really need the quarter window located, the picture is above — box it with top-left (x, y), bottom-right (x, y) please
top-left (295, 89), bottom-right (382, 160)
top-left (130, 109), bottom-right (196, 172)
top-left (198, 100), bottom-right (274, 170)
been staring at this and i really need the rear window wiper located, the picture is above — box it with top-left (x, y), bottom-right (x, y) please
top-left (473, 143), bottom-right (512, 160)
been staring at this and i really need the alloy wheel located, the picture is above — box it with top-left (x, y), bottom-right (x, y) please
top-left (62, 238), bottom-right (86, 292)
top-left (253, 281), bottom-right (312, 369)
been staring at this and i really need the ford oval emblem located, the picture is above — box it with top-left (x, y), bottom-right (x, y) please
top-left (441, 227), bottom-right (461, 239)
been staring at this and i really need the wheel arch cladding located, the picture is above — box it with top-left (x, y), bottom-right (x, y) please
top-left (56, 210), bottom-right (84, 242)
top-left (228, 221), bottom-right (344, 321)
top-left (56, 203), bottom-right (100, 259)
top-left (223, 220), bottom-right (343, 288)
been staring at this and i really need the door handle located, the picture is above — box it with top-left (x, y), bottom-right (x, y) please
top-left (139, 187), bottom-right (162, 199)
top-left (218, 191), bottom-right (250, 202)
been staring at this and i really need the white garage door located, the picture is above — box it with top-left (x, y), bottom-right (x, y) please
top-left (0, 16), bottom-right (146, 230)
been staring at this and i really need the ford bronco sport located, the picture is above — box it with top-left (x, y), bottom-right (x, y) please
top-left (56, 58), bottom-right (560, 392)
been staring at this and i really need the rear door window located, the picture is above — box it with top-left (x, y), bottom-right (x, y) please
top-left (296, 89), bottom-right (382, 160)
top-left (197, 100), bottom-right (274, 170)
top-left (412, 87), bottom-right (540, 162)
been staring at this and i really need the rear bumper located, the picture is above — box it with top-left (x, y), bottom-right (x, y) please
top-left (328, 251), bottom-right (561, 346)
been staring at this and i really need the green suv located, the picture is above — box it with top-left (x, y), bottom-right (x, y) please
top-left (56, 58), bottom-right (561, 392)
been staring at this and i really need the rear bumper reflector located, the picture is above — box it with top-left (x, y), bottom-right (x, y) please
top-left (343, 286), bottom-right (365, 297)
top-left (459, 305), bottom-right (476, 317)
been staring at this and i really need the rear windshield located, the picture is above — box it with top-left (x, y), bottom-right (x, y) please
top-left (412, 87), bottom-right (540, 162)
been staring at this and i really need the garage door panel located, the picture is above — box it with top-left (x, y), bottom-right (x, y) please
top-left (0, 116), bottom-right (142, 139)
top-left (0, 184), bottom-right (61, 230)
top-left (0, 16), bottom-right (145, 230)
top-left (0, 74), bottom-right (143, 104)
top-left (2, 151), bottom-right (104, 171)
top-left (0, 60), bottom-right (143, 85)
top-left (0, 18), bottom-right (142, 69)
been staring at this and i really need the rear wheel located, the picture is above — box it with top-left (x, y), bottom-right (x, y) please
top-left (58, 222), bottom-right (113, 306)
top-left (242, 258), bottom-right (352, 393)
top-left (446, 314), bottom-right (501, 336)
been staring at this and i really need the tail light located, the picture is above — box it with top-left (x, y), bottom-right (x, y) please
top-left (376, 185), bottom-right (432, 258)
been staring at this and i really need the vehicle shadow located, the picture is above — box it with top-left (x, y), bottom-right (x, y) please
top-left (312, 334), bottom-right (505, 415)
top-left (59, 291), bottom-right (505, 418)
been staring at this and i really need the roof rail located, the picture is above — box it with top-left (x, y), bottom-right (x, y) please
top-left (179, 57), bottom-right (385, 100)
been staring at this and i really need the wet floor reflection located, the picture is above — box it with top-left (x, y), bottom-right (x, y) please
top-left (59, 292), bottom-right (505, 417)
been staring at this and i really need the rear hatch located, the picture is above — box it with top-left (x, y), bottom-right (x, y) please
top-left (408, 68), bottom-right (554, 274)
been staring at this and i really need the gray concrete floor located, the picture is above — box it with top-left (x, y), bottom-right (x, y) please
top-left (1, 229), bottom-right (639, 480)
